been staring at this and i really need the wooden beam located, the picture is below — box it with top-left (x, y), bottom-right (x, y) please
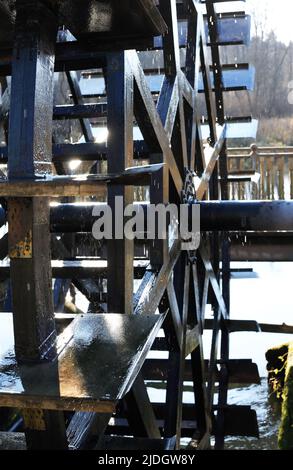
top-left (129, 50), bottom-right (183, 196)
top-left (0, 164), bottom-right (163, 197)
top-left (6, 1), bottom-right (68, 449)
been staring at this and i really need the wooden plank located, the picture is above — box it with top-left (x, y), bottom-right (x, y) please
top-left (0, 259), bottom-right (149, 280)
top-left (53, 104), bottom-right (107, 120)
top-left (204, 318), bottom-right (260, 333)
top-left (106, 50), bottom-right (134, 314)
top-left (137, 0), bottom-right (167, 35)
top-left (134, 271), bottom-right (157, 314)
top-left (67, 412), bottom-right (112, 450)
top-left (189, 263), bottom-right (211, 445)
top-left (138, 239), bottom-right (181, 316)
top-left (124, 374), bottom-right (161, 439)
top-left (167, 282), bottom-right (183, 347)
top-left (0, 1), bottom-right (167, 42)
top-left (6, 2), bottom-right (66, 448)
top-left (53, 200), bottom-right (112, 450)
top-left (66, 70), bottom-right (94, 143)
top-left (199, 245), bottom-right (228, 319)
top-left (2, 139), bottom-right (259, 164)
top-left (0, 164), bottom-right (163, 197)
top-left (105, 51), bottom-right (160, 440)
top-left (108, 404), bottom-right (259, 438)
top-left (156, 77), bottom-right (179, 140)
top-left (0, 432), bottom-right (26, 450)
top-left (205, 319), bottom-right (293, 335)
top-left (163, 255), bottom-right (189, 447)
top-left (213, 405), bottom-right (259, 438)
top-left (185, 4), bottom-right (203, 171)
top-left (142, 358), bottom-right (260, 384)
top-left (0, 313), bottom-right (165, 411)
top-left (259, 323), bottom-right (293, 334)
top-left (129, 50), bottom-right (183, 196)
top-left (160, 0), bottom-right (188, 171)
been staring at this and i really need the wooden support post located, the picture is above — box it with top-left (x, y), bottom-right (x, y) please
top-left (66, 70), bottom-right (95, 143)
top-left (205, 1), bottom-right (231, 448)
top-left (164, 254), bottom-right (189, 448)
top-left (188, 262), bottom-right (211, 449)
top-left (107, 51), bottom-right (133, 314)
top-left (7, 0), bottom-right (67, 449)
top-left (106, 51), bottom-right (160, 439)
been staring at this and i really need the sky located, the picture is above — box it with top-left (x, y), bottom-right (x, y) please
top-left (214, 0), bottom-right (292, 45)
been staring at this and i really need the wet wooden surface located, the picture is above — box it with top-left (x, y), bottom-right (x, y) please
top-left (0, 432), bottom-right (26, 450)
top-left (0, 313), bottom-right (164, 412)
top-left (0, 165), bottom-right (162, 197)
top-left (0, 1), bottom-right (167, 45)
top-left (0, 259), bottom-right (149, 279)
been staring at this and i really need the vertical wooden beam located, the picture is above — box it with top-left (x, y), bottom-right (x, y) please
top-left (106, 51), bottom-right (160, 439)
top-left (164, 255), bottom-right (189, 448)
top-left (66, 70), bottom-right (95, 143)
top-left (205, 1), bottom-right (231, 449)
top-left (8, 0), bottom-right (56, 361)
top-left (214, 236), bottom-right (230, 450)
top-left (189, 265), bottom-right (211, 448)
top-left (185, 2), bottom-right (202, 171)
top-left (160, 0), bottom-right (188, 172)
top-left (7, 0), bottom-right (67, 449)
top-left (107, 51), bottom-right (133, 314)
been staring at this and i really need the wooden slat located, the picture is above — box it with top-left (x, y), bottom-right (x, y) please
top-left (199, 246), bottom-right (228, 319)
top-left (7, 1), bottom-right (68, 449)
top-left (108, 404), bottom-right (259, 438)
top-left (66, 70), bottom-right (94, 143)
top-left (0, 432), bottom-right (26, 450)
top-left (67, 412), bottom-right (113, 450)
top-left (138, 239), bottom-right (181, 316)
top-left (129, 50), bottom-right (183, 196)
top-left (204, 318), bottom-right (260, 333)
top-left (0, 164), bottom-right (163, 197)
top-left (0, 313), bottom-right (165, 412)
top-left (0, 259), bottom-right (149, 280)
top-left (142, 358), bottom-right (260, 384)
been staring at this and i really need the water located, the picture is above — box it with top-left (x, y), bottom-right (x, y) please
top-left (224, 379), bottom-right (282, 450)
top-left (205, 262), bottom-right (293, 449)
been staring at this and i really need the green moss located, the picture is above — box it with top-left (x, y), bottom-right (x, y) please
top-left (266, 343), bottom-right (289, 399)
top-left (278, 343), bottom-right (293, 450)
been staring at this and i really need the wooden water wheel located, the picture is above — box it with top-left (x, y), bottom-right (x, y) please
top-left (0, 0), bottom-right (259, 450)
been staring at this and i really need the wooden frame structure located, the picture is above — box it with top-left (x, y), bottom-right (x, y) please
top-left (0, 0), bottom-right (261, 450)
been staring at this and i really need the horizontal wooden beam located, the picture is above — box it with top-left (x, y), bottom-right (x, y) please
top-left (0, 260), bottom-right (148, 280)
top-left (0, 164), bottom-right (162, 197)
top-left (109, 403), bottom-right (259, 438)
top-left (142, 358), bottom-right (260, 384)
